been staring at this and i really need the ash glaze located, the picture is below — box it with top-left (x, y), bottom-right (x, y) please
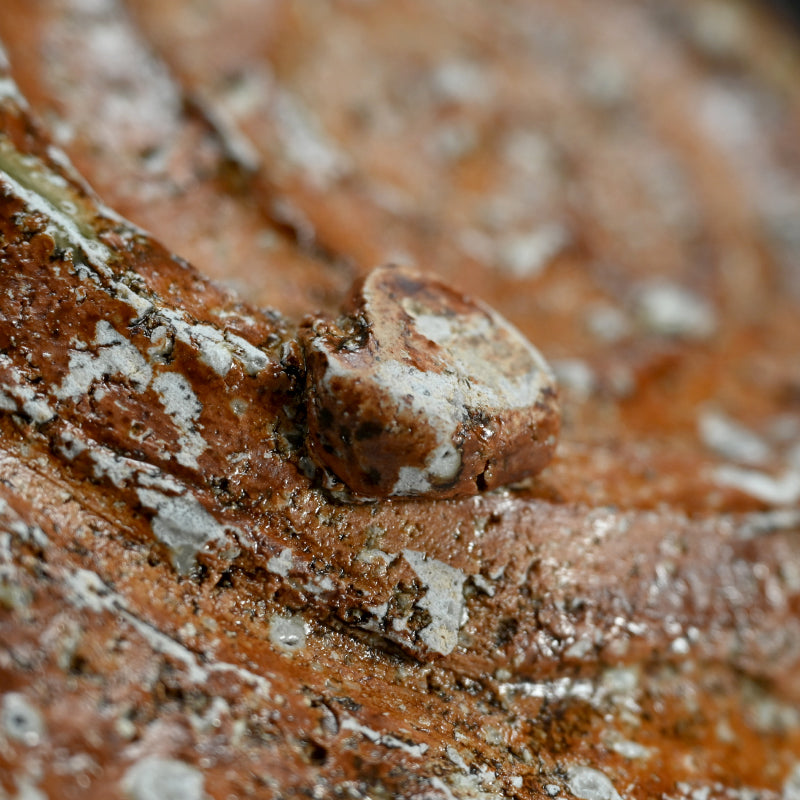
top-left (300, 264), bottom-right (560, 499)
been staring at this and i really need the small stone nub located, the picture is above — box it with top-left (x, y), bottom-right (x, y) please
top-left (301, 264), bottom-right (560, 499)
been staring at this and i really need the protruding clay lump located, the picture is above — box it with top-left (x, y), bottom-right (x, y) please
top-left (300, 264), bottom-right (560, 499)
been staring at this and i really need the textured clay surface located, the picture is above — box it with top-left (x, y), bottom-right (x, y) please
top-left (1, 1), bottom-right (800, 799)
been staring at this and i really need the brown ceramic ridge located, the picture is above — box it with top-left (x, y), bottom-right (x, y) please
top-left (3, 60), bottom-right (800, 683)
top-left (0, 70), bottom-right (562, 506)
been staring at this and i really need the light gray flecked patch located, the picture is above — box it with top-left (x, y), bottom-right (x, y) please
top-left (122, 756), bottom-right (205, 800)
top-left (152, 372), bottom-right (207, 468)
top-left (2, 692), bottom-right (45, 746)
top-left (402, 550), bottom-right (466, 655)
top-left (56, 321), bottom-right (152, 400)
top-left (266, 547), bottom-right (294, 577)
top-left (274, 90), bottom-right (350, 189)
top-left (90, 449), bottom-right (137, 488)
top-left (784, 763), bottom-right (800, 800)
top-left (0, 357), bottom-right (55, 423)
top-left (0, 387), bottom-right (16, 412)
top-left (714, 465), bottom-right (800, 506)
top-left (634, 282), bottom-right (716, 340)
top-left (340, 716), bottom-right (429, 759)
top-left (698, 408), bottom-right (771, 466)
top-left (269, 614), bottom-right (307, 653)
top-left (566, 767), bottom-right (621, 800)
top-left (136, 489), bottom-right (226, 573)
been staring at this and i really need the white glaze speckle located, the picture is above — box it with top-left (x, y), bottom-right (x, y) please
top-left (1, 692), bottom-right (45, 746)
top-left (634, 282), bottom-right (716, 340)
top-left (402, 550), bottom-right (466, 655)
top-left (122, 756), bottom-right (205, 800)
top-left (136, 489), bottom-right (226, 573)
top-left (566, 766), bottom-right (621, 800)
top-left (269, 614), bottom-right (308, 653)
top-left (56, 321), bottom-right (152, 401)
top-left (152, 373), bottom-right (207, 468)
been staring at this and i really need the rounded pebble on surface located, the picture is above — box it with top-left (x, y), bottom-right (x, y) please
top-left (566, 766), bottom-right (621, 800)
top-left (1, 692), bottom-right (45, 746)
top-left (301, 264), bottom-right (560, 498)
top-left (122, 756), bottom-right (205, 800)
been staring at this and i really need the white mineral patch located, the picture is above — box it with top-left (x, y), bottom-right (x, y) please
top-left (392, 465), bottom-right (438, 496)
top-left (585, 304), bottom-right (631, 343)
top-left (122, 756), bottom-right (205, 800)
top-left (566, 766), bottom-right (621, 800)
top-left (269, 614), bottom-right (307, 653)
top-left (224, 331), bottom-right (270, 375)
top-left (402, 550), bottom-right (466, 655)
top-left (552, 359), bottom-right (597, 400)
top-left (713, 465), bottom-right (800, 506)
top-left (340, 717), bottom-right (429, 758)
top-left (698, 408), bottom-right (771, 466)
top-left (356, 548), bottom-right (396, 567)
top-left (136, 489), bottom-right (226, 573)
top-left (57, 429), bottom-right (87, 460)
top-left (2, 510), bottom-right (49, 550)
top-left (498, 666), bottom-right (642, 712)
top-left (0, 74), bottom-right (27, 106)
top-left (499, 677), bottom-right (596, 705)
top-left (784, 763), bottom-right (800, 800)
top-left (152, 373), bottom-right (207, 468)
top-left (498, 223), bottom-right (569, 279)
top-left (63, 568), bottom-right (117, 615)
top-left (155, 310), bottom-right (268, 377)
top-left (155, 310), bottom-right (232, 376)
top-left (20, 398), bottom-right (56, 425)
top-left (148, 326), bottom-right (172, 360)
top-left (266, 547), bottom-right (294, 577)
top-left (13, 782), bottom-right (48, 800)
top-left (0, 388), bottom-right (16, 412)
top-left (90, 449), bottom-right (137, 488)
top-left (0, 358), bottom-right (55, 423)
top-left (430, 58), bottom-right (492, 105)
top-left (438, 772), bottom-right (505, 800)
top-left (1, 692), bottom-right (45, 746)
top-left (112, 281), bottom-right (154, 322)
top-left (274, 90), bottom-right (349, 188)
top-left (608, 738), bottom-right (652, 760)
top-left (80, 436), bottom-right (186, 493)
top-left (56, 321), bottom-right (152, 400)
top-left (446, 745), bottom-right (470, 771)
top-left (634, 282), bottom-right (716, 340)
